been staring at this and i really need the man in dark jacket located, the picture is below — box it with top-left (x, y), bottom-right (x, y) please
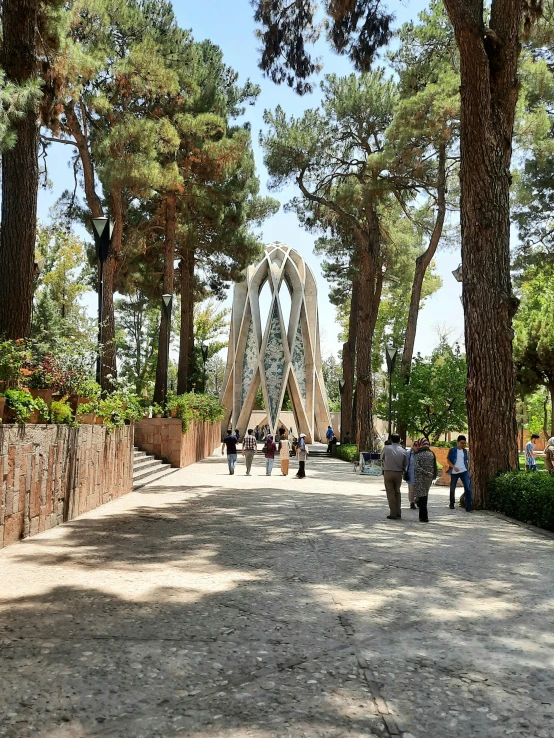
top-left (447, 435), bottom-right (472, 511)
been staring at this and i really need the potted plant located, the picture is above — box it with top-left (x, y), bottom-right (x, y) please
top-left (152, 402), bottom-right (164, 418)
top-left (5, 389), bottom-right (38, 424)
top-left (70, 377), bottom-right (101, 414)
top-left (77, 398), bottom-right (99, 425)
top-left (28, 360), bottom-right (58, 406)
top-left (50, 396), bottom-right (74, 425)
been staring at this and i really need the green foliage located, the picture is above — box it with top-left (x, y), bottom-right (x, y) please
top-left (322, 355), bottom-right (342, 412)
top-left (151, 402), bottom-right (164, 417)
top-left (0, 340), bottom-right (30, 382)
top-left (50, 397), bottom-right (74, 425)
top-left (81, 390), bottom-right (143, 432)
top-left (33, 223), bottom-right (94, 347)
top-left (0, 70), bottom-right (43, 152)
top-left (381, 340), bottom-right (467, 442)
top-left (166, 392), bottom-right (225, 432)
top-left (488, 472), bottom-right (554, 532)
top-left (5, 390), bottom-right (39, 424)
top-left (335, 444), bottom-right (359, 462)
top-left (116, 291), bottom-right (160, 397)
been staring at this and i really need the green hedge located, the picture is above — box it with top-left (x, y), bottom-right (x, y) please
top-left (335, 444), bottom-right (359, 462)
top-left (488, 471), bottom-right (554, 532)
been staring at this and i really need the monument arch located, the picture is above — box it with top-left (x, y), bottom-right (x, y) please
top-left (220, 243), bottom-right (331, 442)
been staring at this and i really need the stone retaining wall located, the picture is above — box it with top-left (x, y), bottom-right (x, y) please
top-left (135, 419), bottom-right (220, 468)
top-left (0, 424), bottom-right (133, 549)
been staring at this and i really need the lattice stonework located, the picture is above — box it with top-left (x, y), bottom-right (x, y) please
top-left (292, 321), bottom-right (307, 408)
top-left (221, 243), bottom-right (331, 443)
top-left (241, 319), bottom-right (257, 405)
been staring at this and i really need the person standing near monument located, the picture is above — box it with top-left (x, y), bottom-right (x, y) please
top-left (278, 428), bottom-right (291, 476)
top-left (295, 433), bottom-right (309, 478)
top-left (221, 431), bottom-right (239, 475)
top-left (242, 428), bottom-right (257, 476)
top-left (264, 434), bottom-right (276, 475)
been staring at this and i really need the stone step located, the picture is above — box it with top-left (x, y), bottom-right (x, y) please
top-left (133, 460), bottom-right (171, 482)
top-left (133, 465), bottom-right (178, 490)
top-left (133, 457), bottom-right (163, 473)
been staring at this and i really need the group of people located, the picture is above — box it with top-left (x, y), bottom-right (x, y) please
top-left (525, 434), bottom-right (554, 473)
top-left (222, 427), bottom-right (309, 478)
top-left (381, 434), bottom-right (471, 523)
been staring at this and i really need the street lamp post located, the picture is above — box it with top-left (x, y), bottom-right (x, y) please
top-left (161, 294), bottom-right (173, 412)
top-left (201, 343), bottom-right (209, 393)
top-left (92, 217), bottom-right (114, 388)
top-left (338, 379), bottom-right (346, 443)
top-left (385, 346), bottom-right (398, 438)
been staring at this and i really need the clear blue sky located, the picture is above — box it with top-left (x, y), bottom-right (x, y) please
top-left (38, 0), bottom-right (464, 357)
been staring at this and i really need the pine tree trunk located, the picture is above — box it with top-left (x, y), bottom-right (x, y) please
top-left (177, 247), bottom-right (193, 394)
top-left (550, 385), bottom-right (554, 438)
top-left (65, 102), bottom-right (103, 218)
top-left (100, 189), bottom-right (122, 387)
top-left (398, 143), bottom-right (447, 444)
top-left (341, 277), bottom-right (358, 442)
top-left (444, 1), bottom-right (523, 507)
top-left (0, 0), bottom-right (40, 339)
top-left (355, 207), bottom-right (383, 451)
top-left (153, 196), bottom-right (176, 404)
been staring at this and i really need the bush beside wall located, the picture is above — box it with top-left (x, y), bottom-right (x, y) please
top-left (335, 444), bottom-right (359, 462)
top-left (488, 472), bottom-right (554, 532)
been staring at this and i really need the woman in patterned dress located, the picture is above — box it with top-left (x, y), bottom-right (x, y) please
top-left (413, 438), bottom-right (438, 523)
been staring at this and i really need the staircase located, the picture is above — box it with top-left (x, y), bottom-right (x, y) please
top-left (133, 447), bottom-right (177, 489)
top-left (308, 444), bottom-right (332, 458)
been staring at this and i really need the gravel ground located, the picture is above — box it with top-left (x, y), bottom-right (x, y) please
top-left (1, 451), bottom-right (553, 738)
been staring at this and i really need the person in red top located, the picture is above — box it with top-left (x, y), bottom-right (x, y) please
top-left (264, 435), bottom-right (276, 476)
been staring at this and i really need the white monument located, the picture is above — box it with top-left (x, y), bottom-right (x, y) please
top-left (221, 243), bottom-right (331, 442)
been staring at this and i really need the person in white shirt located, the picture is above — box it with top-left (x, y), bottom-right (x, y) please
top-left (446, 435), bottom-right (472, 511)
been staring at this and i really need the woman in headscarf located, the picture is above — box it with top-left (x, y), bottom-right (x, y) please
top-left (264, 434), bottom-right (276, 476)
top-left (413, 438), bottom-right (438, 523)
top-left (544, 437), bottom-right (554, 475)
top-left (295, 433), bottom-right (309, 478)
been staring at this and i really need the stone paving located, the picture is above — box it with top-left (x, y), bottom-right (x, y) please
top-left (1, 451), bottom-right (553, 738)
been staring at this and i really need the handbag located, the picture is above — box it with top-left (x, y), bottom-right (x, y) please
top-left (403, 468), bottom-right (410, 483)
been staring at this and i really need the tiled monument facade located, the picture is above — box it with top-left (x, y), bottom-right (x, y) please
top-left (221, 243), bottom-right (331, 442)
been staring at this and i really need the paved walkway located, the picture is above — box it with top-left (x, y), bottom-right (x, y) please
top-left (1, 452), bottom-right (553, 738)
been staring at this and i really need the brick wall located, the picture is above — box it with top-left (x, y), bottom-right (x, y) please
top-left (135, 419), bottom-right (220, 468)
top-left (0, 424), bottom-right (133, 549)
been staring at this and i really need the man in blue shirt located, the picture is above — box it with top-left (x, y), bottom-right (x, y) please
top-left (326, 425), bottom-right (334, 454)
top-left (447, 435), bottom-right (472, 512)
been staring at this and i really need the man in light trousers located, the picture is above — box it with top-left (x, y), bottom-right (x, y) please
top-left (381, 434), bottom-right (407, 520)
top-left (242, 428), bottom-right (257, 476)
